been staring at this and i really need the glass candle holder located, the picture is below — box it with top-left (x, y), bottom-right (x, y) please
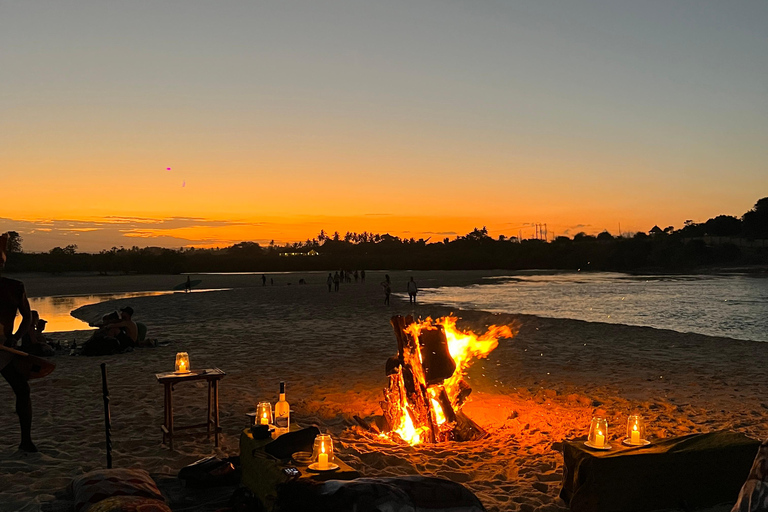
top-left (588, 417), bottom-right (609, 448)
top-left (312, 434), bottom-right (335, 469)
top-left (626, 414), bottom-right (646, 445)
top-left (175, 352), bottom-right (190, 373)
top-left (256, 401), bottom-right (273, 426)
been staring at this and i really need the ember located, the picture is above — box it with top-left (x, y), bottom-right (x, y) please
top-left (380, 315), bottom-right (516, 445)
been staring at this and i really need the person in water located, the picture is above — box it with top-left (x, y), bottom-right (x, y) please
top-left (0, 232), bottom-right (37, 452)
top-left (407, 277), bottom-right (418, 304)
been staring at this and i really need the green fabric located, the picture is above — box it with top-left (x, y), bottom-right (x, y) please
top-left (239, 427), bottom-right (359, 510)
top-left (560, 431), bottom-right (760, 512)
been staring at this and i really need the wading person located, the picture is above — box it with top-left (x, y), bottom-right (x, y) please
top-left (0, 232), bottom-right (37, 452)
top-left (407, 276), bottom-right (418, 304)
top-left (381, 278), bottom-right (391, 306)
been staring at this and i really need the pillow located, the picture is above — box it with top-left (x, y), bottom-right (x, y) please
top-left (87, 496), bottom-right (171, 512)
top-left (732, 439), bottom-right (768, 512)
top-left (71, 469), bottom-right (165, 512)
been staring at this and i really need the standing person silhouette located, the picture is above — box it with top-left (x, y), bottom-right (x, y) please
top-left (326, 273), bottom-right (333, 292)
top-left (0, 232), bottom-right (36, 452)
top-left (262, 274), bottom-right (267, 286)
top-left (361, 269), bottom-right (366, 283)
top-left (407, 276), bottom-right (418, 304)
top-left (333, 271), bottom-right (340, 292)
top-left (382, 274), bottom-right (391, 305)
top-left (185, 275), bottom-right (191, 293)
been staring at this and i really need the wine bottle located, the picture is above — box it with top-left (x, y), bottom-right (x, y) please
top-left (274, 381), bottom-right (290, 434)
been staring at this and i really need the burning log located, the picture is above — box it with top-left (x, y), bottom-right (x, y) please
top-left (380, 315), bottom-right (514, 445)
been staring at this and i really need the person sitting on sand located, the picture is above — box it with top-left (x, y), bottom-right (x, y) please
top-left (104, 306), bottom-right (139, 350)
top-left (21, 310), bottom-right (54, 356)
top-left (0, 232), bottom-right (37, 452)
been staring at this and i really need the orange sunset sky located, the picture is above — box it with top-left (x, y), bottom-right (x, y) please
top-left (1, 1), bottom-right (766, 252)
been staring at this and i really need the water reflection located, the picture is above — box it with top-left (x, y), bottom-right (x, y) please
top-left (416, 272), bottom-right (768, 342)
top-left (13, 290), bottom-right (224, 333)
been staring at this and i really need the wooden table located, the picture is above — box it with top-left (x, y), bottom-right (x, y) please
top-left (155, 368), bottom-right (226, 450)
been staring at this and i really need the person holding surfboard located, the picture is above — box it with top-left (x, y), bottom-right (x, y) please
top-left (0, 232), bottom-right (38, 452)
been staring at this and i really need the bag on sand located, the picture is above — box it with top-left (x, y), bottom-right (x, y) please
top-left (178, 456), bottom-right (239, 488)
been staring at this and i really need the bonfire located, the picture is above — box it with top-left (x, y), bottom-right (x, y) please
top-left (378, 315), bottom-right (515, 445)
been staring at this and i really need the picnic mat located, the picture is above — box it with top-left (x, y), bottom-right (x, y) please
top-left (560, 430), bottom-right (760, 512)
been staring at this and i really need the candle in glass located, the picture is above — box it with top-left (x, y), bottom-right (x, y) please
top-left (256, 402), bottom-right (272, 426)
top-left (626, 415), bottom-right (646, 445)
top-left (175, 352), bottom-right (190, 373)
top-left (588, 416), bottom-right (609, 448)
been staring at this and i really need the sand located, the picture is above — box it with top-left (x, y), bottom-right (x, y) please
top-left (1, 270), bottom-right (767, 512)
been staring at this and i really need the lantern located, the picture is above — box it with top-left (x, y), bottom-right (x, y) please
top-left (587, 417), bottom-right (610, 449)
top-left (625, 414), bottom-right (648, 445)
top-left (175, 352), bottom-right (190, 374)
top-left (311, 434), bottom-right (336, 470)
top-left (256, 401), bottom-right (273, 426)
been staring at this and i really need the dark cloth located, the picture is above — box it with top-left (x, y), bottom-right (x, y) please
top-left (81, 333), bottom-right (121, 356)
top-left (264, 426), bottom-right (320, 460)
top-left (733, 439), bottom-right (768, 512)
top-left (560, 431), bottom-right (760, 512)
top-left (116, 330), bottom-right (135, 350)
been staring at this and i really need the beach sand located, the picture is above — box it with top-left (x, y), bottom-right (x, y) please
top-left (1, 270), bottom-right (767, 512)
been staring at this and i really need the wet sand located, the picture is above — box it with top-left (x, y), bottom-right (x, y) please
top-left (1, 271), bottom-right (767, 512)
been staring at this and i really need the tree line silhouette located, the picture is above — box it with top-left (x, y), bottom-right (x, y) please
top-left (4, 198), bottom-right (767, 275)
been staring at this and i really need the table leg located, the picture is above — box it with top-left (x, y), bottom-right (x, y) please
top-left (162, 383), bottom-right (169, 444)
top-left (207, 380), bottom-right (212, 438)
top-left (214, 379), bottom-right (220, 447)
top-left (168, 383), bottom-right (174, 451)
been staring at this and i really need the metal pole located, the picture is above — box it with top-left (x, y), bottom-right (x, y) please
top-left (100, 363), bottom-right (112, 469)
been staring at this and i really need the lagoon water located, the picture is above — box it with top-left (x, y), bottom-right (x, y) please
top-left (415, 272), bottom-right (768, 342)
top-left (18, 289), bottom-right (227, 333)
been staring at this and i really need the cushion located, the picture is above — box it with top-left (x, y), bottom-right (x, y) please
top-left (71, 468), bottom-right (165, 512)
top-left (87, 496), bottom-right (171, 512)
top-left (276, 476), bottom-right (485, 512)
top-left (732, 439), bottom-right (768, 512)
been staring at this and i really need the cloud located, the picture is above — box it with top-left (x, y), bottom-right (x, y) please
top-left (0, 216), bottom-right (260, 252)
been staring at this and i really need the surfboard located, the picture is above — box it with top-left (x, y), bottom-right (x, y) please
top-left (173, 279), bottom-right (202, 291)
top-left (0, 345), bottom-right (56, 380)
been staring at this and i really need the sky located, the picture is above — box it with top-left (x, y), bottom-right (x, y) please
top-left (1, 0), bottom-right (766, 252)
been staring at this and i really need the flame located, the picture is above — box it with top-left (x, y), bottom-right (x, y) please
top-left (383, 315), bottom-right (514, 445)
top-left (406, 316), bottom-right (514, 405)
top-left (428, 388), bottom-right (446, 426)
top-left (393, 398), bottom-right (429, 445)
